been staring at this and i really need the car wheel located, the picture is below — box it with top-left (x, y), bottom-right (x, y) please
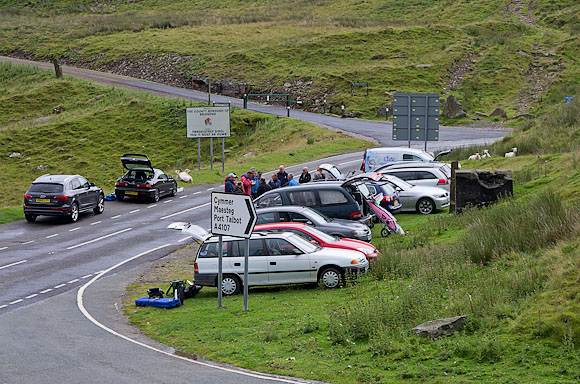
top-left (68, 202), bottom-right (79, 223)
top-left (417, 198), bottom-right (435, 215)
top-left (319, 267), bottom-right (343, 289)
top-left (221, 275), bottom-right (241, 296)
top-left (93, 195), bottom-right (104, 215)
top-left (171, 183), bottom-right (177, 196)
top-left (25, 214), bottom-right (37, 223)
top-left (152, 189), bottom-right (160, 203)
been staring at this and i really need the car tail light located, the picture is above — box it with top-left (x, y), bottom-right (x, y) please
top-left (136, 183), bottom-right (152, 188)
top-left (437, 179), bottom-right (449, 185)
top-left (115, 181), bottom-right (128, 187)
top-left (350, 211), bottom-right (362, 220)
top-left (360, 160), bottom-right (365, 171)
top-left (54, 195), bottom-right (68, 201)
top-left (194, 263), bottom-right (199, 274)
top-left (382, 195), bottom-right (393, 202)
top-left (24, 194), bottom-right (32, 199)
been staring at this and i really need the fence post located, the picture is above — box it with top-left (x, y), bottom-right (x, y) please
top-left (341, 105), bottom-right (345, 118)
top-left (323, 99), bottom-right (327, 114)
top-left (243, 94), bottom-right (247, 109)
top-left (450, 160), bottom-right (458, 214)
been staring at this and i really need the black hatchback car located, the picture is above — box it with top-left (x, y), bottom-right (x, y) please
top-left (23, 174), bottom-right (105, 223)
top-left (115, 154), bottom-right (177, 202)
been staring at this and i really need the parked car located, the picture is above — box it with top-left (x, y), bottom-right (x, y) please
top-left (365, 182), bottom-right (402, 212)
top-left (115, 153), bottom-right (178, 202)
top-left (377, 167), bottom-right (450, 191)
top-left (23, 174), bottom-right (104, 223)
top-left (184, 226), bottom-right (369, 295)
top-left (254, 222), bottom-right (379, 262)
top-left (256, 206), bottom-right (372, 242)
top-left (254, 181), bottom-right (372, 224)
top-left (360, 147), bottom-right (451, 172)
top-left (350, 173), bottom-right (449, 214)
top-left (317, 163), bottom-right (351, 181)
top-left (376, 160), bottom-right (452, 178)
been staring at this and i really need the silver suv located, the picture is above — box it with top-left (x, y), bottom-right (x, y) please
top-left (189, 228), bottom-right (369, 296)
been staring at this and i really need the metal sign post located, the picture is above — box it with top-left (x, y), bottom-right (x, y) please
top-left (211, 192), bottom-right (257, 311)
top-left (217, 235), bottom-right (223, 308)
top-left (210, 138), bottom-right (213, 171)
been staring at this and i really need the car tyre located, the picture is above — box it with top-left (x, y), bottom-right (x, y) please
top-left (68, 202), bottom-right (79, 223)
top-left (93, 195), bottom-right (105, 215)
top-left (25, 214), bottom-right (37, 223)
top-left (221, 274), bottom-right (242, 296)
top-left (152, 189), bottom-right (160, 203)
top-left (171, 183), bottom-right (177, 197)
top-left (417, 198), bottom-right (435, 215)
top-left (319, 267), bottom-right (343, 289)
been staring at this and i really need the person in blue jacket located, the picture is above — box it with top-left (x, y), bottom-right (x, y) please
top-left (224, 173), bottom-right (236, 193)
top-left (287, 173), bottom-right (298, 186)
top-left (268, 173), bottom-right (281, 189)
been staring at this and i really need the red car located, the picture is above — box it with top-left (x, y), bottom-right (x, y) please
top-left (254, 222), bottom-right (379, 262)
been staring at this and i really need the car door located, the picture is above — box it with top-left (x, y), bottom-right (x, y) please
top-left (228, 239), bottom-right (269, 286)
top-left (287, 190), bottom-right (318, 210)
top-left (413, 170), bottom-right (438, 188)
top-left (78, 176), bottom-right (98, 208)
top-left (317, 188), bottom-right (353, 219)
top-left (156, 172), bottom-right (170, 196)
top-left (69, 177), bottom-right (88, 209)
top-left (264, 238), bottom-right (313, 284)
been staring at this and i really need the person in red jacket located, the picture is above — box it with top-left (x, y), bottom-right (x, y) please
top-left (240, 170), bottom-right (254, 196)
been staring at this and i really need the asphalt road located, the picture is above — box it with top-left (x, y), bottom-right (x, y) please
top-left (0, 56), bottom-right (511, 383)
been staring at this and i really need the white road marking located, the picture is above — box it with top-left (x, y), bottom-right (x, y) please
top-left (66, 228), bottom-right (132, 250)
top-left (67, 279), bottom-right (79, 284)
top-left (111, 215), bottom-right (121, 219)
top-left (179, 195), bottom-right (187, 199)
top-left (193, 191), bottom-right (202, 195)
top-left (9, 299), bottom-right (23, 305)
top-left (338, 159), bottom-right (361, 166)
top-left (0, 246), bottom-right (8, 251)
top-left (206, 187), bottom-right (215, 191)
top-left (129, 209), bottom-right (140, 214)
top-left (25, 294), bottom-right (38, 299)
top-left (159, 202), bottom-right (210, 220)
top-left (69, 227), bottom-right (81, 232)
top-left (94, 270), bottom-right (105, 275)
top-left (0, 259), bottom-right (27, 270)
top-left (0, 305), bottom-right (6, 309)
top-left (81, 274), bottom-right (92, 279)
top-left (178, 236), bottom-right (191, 242)
top-left (40, 289), bottom-right (52, 294)
top-left (46, 234), bottom-right (59, 239)
top-left (22, 240), bottom-right (34, 245)
top-left (147, 204), bottom-right (157, 208)
top-left (90, 221), bottom-right (102, 225)
top-left (77, 242), bottom-right (304, 384)
top-left (54, 284), bottom-right (66, 289)
top-left (164, 199), bottom-right (173, 203)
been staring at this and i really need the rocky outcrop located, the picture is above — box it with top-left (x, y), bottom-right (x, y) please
top-left (411, 315), bottom-right (467, 338)
top-left (490, 108), bottom-right (507, 119)
top-left (443, 95), bottom-right (466, 119)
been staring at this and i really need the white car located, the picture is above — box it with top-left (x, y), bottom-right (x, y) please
top-left (182, 225), bottom-right (369, 296)
top-left (377, 167), bottom-right (450, 191)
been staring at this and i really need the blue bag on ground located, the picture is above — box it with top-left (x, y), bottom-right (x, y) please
top-left (135, 297), bottom-right (181, 308)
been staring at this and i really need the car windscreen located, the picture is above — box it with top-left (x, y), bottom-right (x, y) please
top-left (388, 176), bottom-right (413, 189)
top-left (303, 226), bottom-right (337, 243)
top-left (380, 183), bottom-right (397, 196)
top-left (125, 170), bottom-right (154, 180)
top-left (287, 234), bottom-right (318, 253)
top-left (28, 183), bottom-right (63, 193)
top-left (304, 208), bottom-right (331, 223)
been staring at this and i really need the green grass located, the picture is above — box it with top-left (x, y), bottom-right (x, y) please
top-left (0, 0), bottom-right (578, 120)
top-left (0, 62), bottom-right (372, 212)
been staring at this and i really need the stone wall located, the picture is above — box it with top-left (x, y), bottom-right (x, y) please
top-left (454, 169), bottom-right (513, 213)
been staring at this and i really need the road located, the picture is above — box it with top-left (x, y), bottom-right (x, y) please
top-left (0, 56), bottom-right (510, 383)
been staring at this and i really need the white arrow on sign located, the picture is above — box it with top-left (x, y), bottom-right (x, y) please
top-left (211, 192), bottom-right (257, 238)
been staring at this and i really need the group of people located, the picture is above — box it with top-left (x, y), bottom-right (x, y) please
top-left (224, 165), bottom-right (326, 198)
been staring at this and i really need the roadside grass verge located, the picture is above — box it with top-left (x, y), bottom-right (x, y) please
top-left (0, 62), bottom-right (372, 211)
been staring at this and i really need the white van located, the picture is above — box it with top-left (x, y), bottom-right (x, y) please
top-left (360, 147), bottom-right (450, 172)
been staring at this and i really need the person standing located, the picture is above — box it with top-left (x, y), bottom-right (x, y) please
top-left (269, 173), bottom-right (281, 189)
top-left (233, 181), bottom-right (244, 194)
top-left (277, 165), bottom-right (288, 187)
top-left (250, 168), bottom-right (260, 198)
top-left (287, 173), bottom-right (298, 186)
top-left (256, 177), bottom-right (272, 197)
top-left (299, 167), bottom-right (311, 183)
top-left (241, 170), bottom-right (253, 196)
top-left (313, 167), bottom-right (325, 181)
top-left (224, 173), bottom-right (236, 193)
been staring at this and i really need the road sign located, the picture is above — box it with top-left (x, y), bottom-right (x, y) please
top-left (186, 106), bottom-right (231, 138)
top-left (392, 93), bottom-right (440, 149)
top-left (211, 192), bottom-right (257, 238)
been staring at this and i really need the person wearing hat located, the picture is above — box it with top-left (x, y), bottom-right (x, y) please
top-left (224, 173), bottom-right (237, 193)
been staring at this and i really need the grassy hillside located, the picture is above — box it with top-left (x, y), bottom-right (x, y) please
top-left (0, 0), bottom-right (578, 121)
top-left (0, 62), bottom-right (371, 222)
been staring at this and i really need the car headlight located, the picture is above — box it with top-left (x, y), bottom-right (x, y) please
top-left (352, 230), bottom-right (366, 236)
top-left (438, 194), bottom-right (447, 198)
top-left (356, 247), bottom-right (373, 255)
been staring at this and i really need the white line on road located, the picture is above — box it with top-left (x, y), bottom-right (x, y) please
top-left (69, 227), bottom-right (81, 232)
top-left (67, 228), bottom-right (132, 250)
top-left (0, 305), bottom-right (6, 309)
top-left (9, 299), bottom-right (23, 305)
top-left (54, 284), bottom-right (66, 289)
top-left (164, 199), bottom-right (173, 203)
top-left (338, 159), bottom-right (361, 166)
top-left (77, 242), bottom-right (303, 384)
top-left (193, 191), bottom-right (202, 195)
top-left (81, 274), bottom-right (92, 279)
top-left (179, 195), bottom-right (187, 199)
top-left (129, 209), bottom-right (140, 214)
top-left (22, 240), bottom-right (34, 245)
top-left (111, 215), bottom-right (121, 219)
top-left (177, 236), bottom-right (191, 242)
top-left (159, 202), bottom-right (210, 220)
top-left (46, 234), bottom-right (59, 239)
top-left (206, 187), bottom-right (215, 191)
top-left (90, 221), bottom-right (102, 225)
top-left (40, 289), bottom-right (52, 294)
top-left (0, 259), bottom-right (27, 270)
top-left (0, 246), bottom-right (8, 251)
top-left (25, 294), bottom-right (38, 299)
top-left (147, 204), bottom-right (157, 208)
top-left (67, 279), bottom-right (79, 284)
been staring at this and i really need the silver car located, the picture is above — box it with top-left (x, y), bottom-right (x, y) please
top-left (376, 161), bottom-right (452, 178)
top-left (349, 173), bottom-right (449, 214)
top-left (378, 167), bottom-right (450, 191)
